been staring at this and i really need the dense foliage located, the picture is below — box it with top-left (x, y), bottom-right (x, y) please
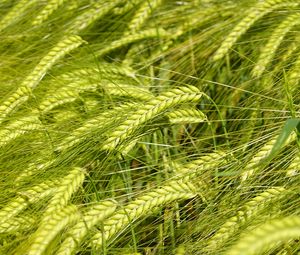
top-left (0, 0), bottom-right (299, 254)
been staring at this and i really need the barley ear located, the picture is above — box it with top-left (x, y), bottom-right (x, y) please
top-left (0, 115), bottom-right (41, 147)
top-left (127, 0), bottom-right (163, 34)
top-left (252, 13), bottom-right (300, 77)
top-left (0, 215), bottom-right (35, 234)
top-left (206, 187), bottom-right (287, 252)
top-left (56, 200), bottom-right (117, 255)
top-left (90, 180), bottom-right (197, 249)
top-left (0, 35), bottom-right (86, 124)
top-left (27, 205), bottom-right (80, 255)
top-left (41, 167), bottom-right (85, 223)
top-left (225, 216), bottom-right (300, 255)
top-left (0, 0), bottom-right (37, 32)
top-left (286, 153), bottom-right (300, 177)
top-left (102, 85), bottom-right (203, 151)
top-left (241, 131), bottom-right (296, 182)
top-left (96, 28), bottom-right (169, 58)
top-left (67, 1), bottom-right (122, 34)
top-left (213, 0), bottom-right (298, 61)
top-left (0, 180), bottom-right (59, 227)
top-left (32, 0), bottom-right (67, 26)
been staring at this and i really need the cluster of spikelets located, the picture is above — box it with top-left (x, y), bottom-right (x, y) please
top-left (0, 0), bottom-right (299, 254)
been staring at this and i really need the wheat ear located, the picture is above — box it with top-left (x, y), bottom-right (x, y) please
top-left (56, 200), bottom-right (117, 255)
top-left (205, 186), bottom-right (287, 252)
top-left (252, 13), bottom-right (300, 77)
top-left (0, 35), bottom-right (85, 124)
top-left (90, 180), bottom-right (197, 249)
top-left (225, 216), bottom-right (300, 255)
top-left (213, 0), bottom-right (299, 61)
top-left (102, 85), bottom-right (203, 151)
top-left (27, 205), bottom-right (80, 255)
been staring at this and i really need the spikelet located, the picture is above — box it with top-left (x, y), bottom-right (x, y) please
top-left (252, 13), bottom-right (300, 77)
top-left (90, 180), bottom-right (197, 249)
top-left (56, 200), bottom-right (117, 255)
top-left (224, 216), bottom-right (300, 255)
top-left (96, 28), bottom-right (169, 58)
top-left (241, 131), bottom-right (296, 182)
top-left (32, 0), bottom-right (67, 26)
top-left (27, 205), bottom-right (80, 255)
top-left (127, 0), bottom-right (163, 34)
top-left (213, 0), bottom-right (299, 61)
top-left (166, 108), bottom-right (207, 124)
top-left (0, 115), bottom-right (41, 147)
top-left (0, 0), bottom-right (37, 32)
top-left (41, 167), bottom-right (85, 222)
top-left (0, 35), bottom-right (86, 124)
top-left (102, 85), bottom-right (203, 151)
top-left (205, 187), bottom-right (287, 252)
